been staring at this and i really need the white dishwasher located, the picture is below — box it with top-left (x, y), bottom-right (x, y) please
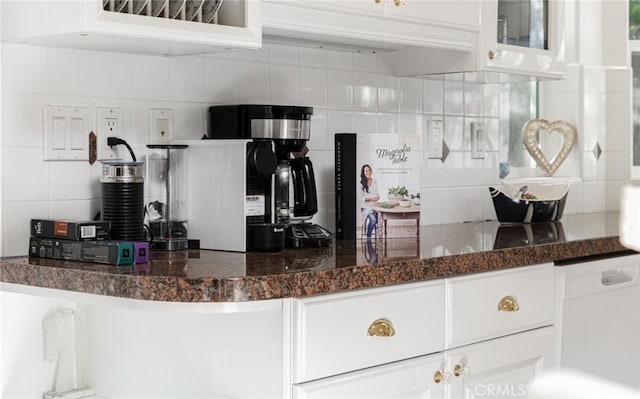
top-left (555, 253), bottom-right (640, 390)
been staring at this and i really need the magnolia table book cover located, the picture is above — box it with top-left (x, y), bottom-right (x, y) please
top-left (337, 132), bottom-right (421, 240)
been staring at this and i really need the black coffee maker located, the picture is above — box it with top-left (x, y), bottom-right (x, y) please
top-left (207, 104), bottom-right (331, 250)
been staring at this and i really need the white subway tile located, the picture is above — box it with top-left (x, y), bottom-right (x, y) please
top-left (131, 55), bottom-right (170, 100)
top-left (444, 80), bottom-right (464, 115)
top-left (421, 188), bottom-right (444, 225)
top-left (327, 49), bottom-right (353, 70)
top-left (464, 82), bottom-right (482, 116)
top-left (564, 181), bottom-right (584, 215)
top-left (307, 108), bottom-right (330, 151)
top-left (399, 77), bottom-right (421, 114)
top-left (327, 69), bottom-right (353, 109)
top-left (377, 74), bottom-right (399, 113)
top-left (583, 181), bottom-right (606, 212)
top-left (49, 48), bottom-right (91, 97)
top-left (605, 121), bottom-right (628, 152)
top-left (605, 150), bottom-right (628, 181)
top-left (444, 116), bottom-right (464, 151)
top-left (422, 78), bottom-right (443, 114)
top-left (353, 112), bottom-right (377, 134)
top-left (237, 43), bottom-right (270, 62)
top-left (377, 113), bottom-right (399, 134)
top-left (170, 102), bottom-right (206, 141)
top-left (49, 162), bottom-right (92, 200)
top-left (353, 72), bottom-right (377, 111)
top-left (91, 51), bottom-right (132, 99)
top-left (353, 51), bottom-right (377, 73)
top-left (2, 44), bottom-right (48, 94)
top-left (238, 61), bottom-right (270, 103)
top-left (168, 56), bottom-right (205, 102)
top-left (269, 43), bottom-right (299, 65)
top-left (463, 187), bottom-right (486, 222)
top-left (442, 188), bottom-right (464, 224)
top-left (270, 64), bottom-right (300, 105)
top-left (327, 110), bottom-right (353, 134)
top-left (205, 57), bottom-right (238, 104)
top-left (399, 114), bottom-right (422, 136)
top-left (3, 147), bottom-right (49, 202)
top-left (483, 84), bottom-right (500, 118)
top-left (605, 67), bottom-right (631, 92)
top-left (605, 92), bottom-right (628, 124)
top-left (49, 200), bottom-right (95, 222)
top-left (300, 67), bottom-right (327, 107)
top-left (376, 52), bottom-right (394, 74)
top-left (605, 181), bottom-right (623, 212)
top-left (3, 201), bottom-right (49, 257)
top-left (2, 94), bottom-right (48, 147)
top-left (299, 46), bottom-right (327, 67)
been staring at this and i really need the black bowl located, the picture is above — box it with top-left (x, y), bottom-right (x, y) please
top-left (489, 186), bottom-right (568, 223)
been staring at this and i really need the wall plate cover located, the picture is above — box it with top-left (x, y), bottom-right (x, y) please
top-left (149, 108), bottom-right (174, 144)
top-left (97, 107), bottom-right (124, 160)
top-left (43, 105), bottom-right (89, 161)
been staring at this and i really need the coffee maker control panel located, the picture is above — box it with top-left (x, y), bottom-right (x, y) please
top-left (286, 224), bottom-right (332, 248)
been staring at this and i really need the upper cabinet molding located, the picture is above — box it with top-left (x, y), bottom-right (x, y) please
top-left (261, 0), bottom-right (480, 52)
top-left (395, 0), bottom-right (565, 80)
top-left (0, 0), bottom-right (262, 56)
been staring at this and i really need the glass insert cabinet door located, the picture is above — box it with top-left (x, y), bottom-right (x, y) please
top-left (480, 0), bottom-right (564, 79)
top-left (496, 0), bottom-right (548, 49)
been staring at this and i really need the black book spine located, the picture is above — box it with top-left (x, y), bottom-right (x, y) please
top-left (335, 133), bottom-right (357, 239)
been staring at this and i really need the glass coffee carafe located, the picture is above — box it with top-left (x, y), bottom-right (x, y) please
top-left (145, 144), bottom-right (189, 250)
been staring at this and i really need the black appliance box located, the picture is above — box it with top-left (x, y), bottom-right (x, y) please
top-left (28, 237), bottom-right (133, 265)
top-left (31, 219), bottom-right (111, 241)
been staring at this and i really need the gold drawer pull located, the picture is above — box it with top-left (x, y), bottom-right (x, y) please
top-left (497, 295), bottom-right (520, 312)
top-left (367, 318), bottom-right (395, 337)
top-left (434, 370), bottom-right (443, 383)
top-left (454, 364), bottom-right (471, 378)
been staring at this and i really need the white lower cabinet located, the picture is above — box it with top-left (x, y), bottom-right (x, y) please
top-left (289, 263), bottom-right (556, 398)
top-left (292, 327), bottom-right (554, 399)
top-left (446, 327), bottom-right (554, 399)
top-left (292, 354), bottom-right (444, 399)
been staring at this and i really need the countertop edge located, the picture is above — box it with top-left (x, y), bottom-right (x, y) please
top-left (1, 235), bottom-right (633, 303)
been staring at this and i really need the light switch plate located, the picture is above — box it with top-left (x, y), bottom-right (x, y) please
top-left (470, 121), bottom-right (485, 159)
top-left (426, 118), bottom-right (444, 159)
top-left (43, 105), bottom-right (89, 161)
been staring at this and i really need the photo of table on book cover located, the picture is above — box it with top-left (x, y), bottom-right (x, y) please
top-left (335, 132), bottom-right (421, 240)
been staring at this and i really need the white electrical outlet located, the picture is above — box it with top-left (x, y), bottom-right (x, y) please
top-left (426, 118), bottom-right (444, 159)
top-left (97, 107), bottom-right (124, 160)
top-left (149, 108), bottom-right (174, 144)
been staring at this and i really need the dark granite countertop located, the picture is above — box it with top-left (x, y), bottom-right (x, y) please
top-left (1, 212), bottom-right (634, 302)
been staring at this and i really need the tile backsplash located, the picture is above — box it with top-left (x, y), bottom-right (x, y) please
top-left (0, 41), bottom-right (630, 257)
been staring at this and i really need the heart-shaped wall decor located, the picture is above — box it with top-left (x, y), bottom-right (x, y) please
top-left (522, 119), bottom-right (577, 177)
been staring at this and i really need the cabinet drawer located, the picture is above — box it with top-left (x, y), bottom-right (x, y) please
top-left (447, 263), bottom-right (554, 348)
top-left (292, 353), bottom-right (444, 399)
top-left (291, 280), bottom-right (445, 383)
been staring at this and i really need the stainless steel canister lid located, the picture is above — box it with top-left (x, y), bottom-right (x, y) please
top-left (100, 161), bottom-right (144, 183)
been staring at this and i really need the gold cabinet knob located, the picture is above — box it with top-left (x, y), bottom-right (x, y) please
top-left (454, 364), bottom-right (471, 378)
top-left (488, 50), bottom-right (495, 60)
top-left (367, 318), bottom-right (395, 337)
top-left (375, 0), bottom-right (382, 3)
top-left (433, 370), bottom-right (451, 384)
top-left (497, 295), bottom-right (520, 312)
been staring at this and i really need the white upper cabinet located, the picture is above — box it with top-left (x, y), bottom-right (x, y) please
top-left (395, 0), bottom-right (565, 80)
top-left (0, 0), bottom-right (261, 56)
top-left (261, 0), bottom-right (479, 51)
